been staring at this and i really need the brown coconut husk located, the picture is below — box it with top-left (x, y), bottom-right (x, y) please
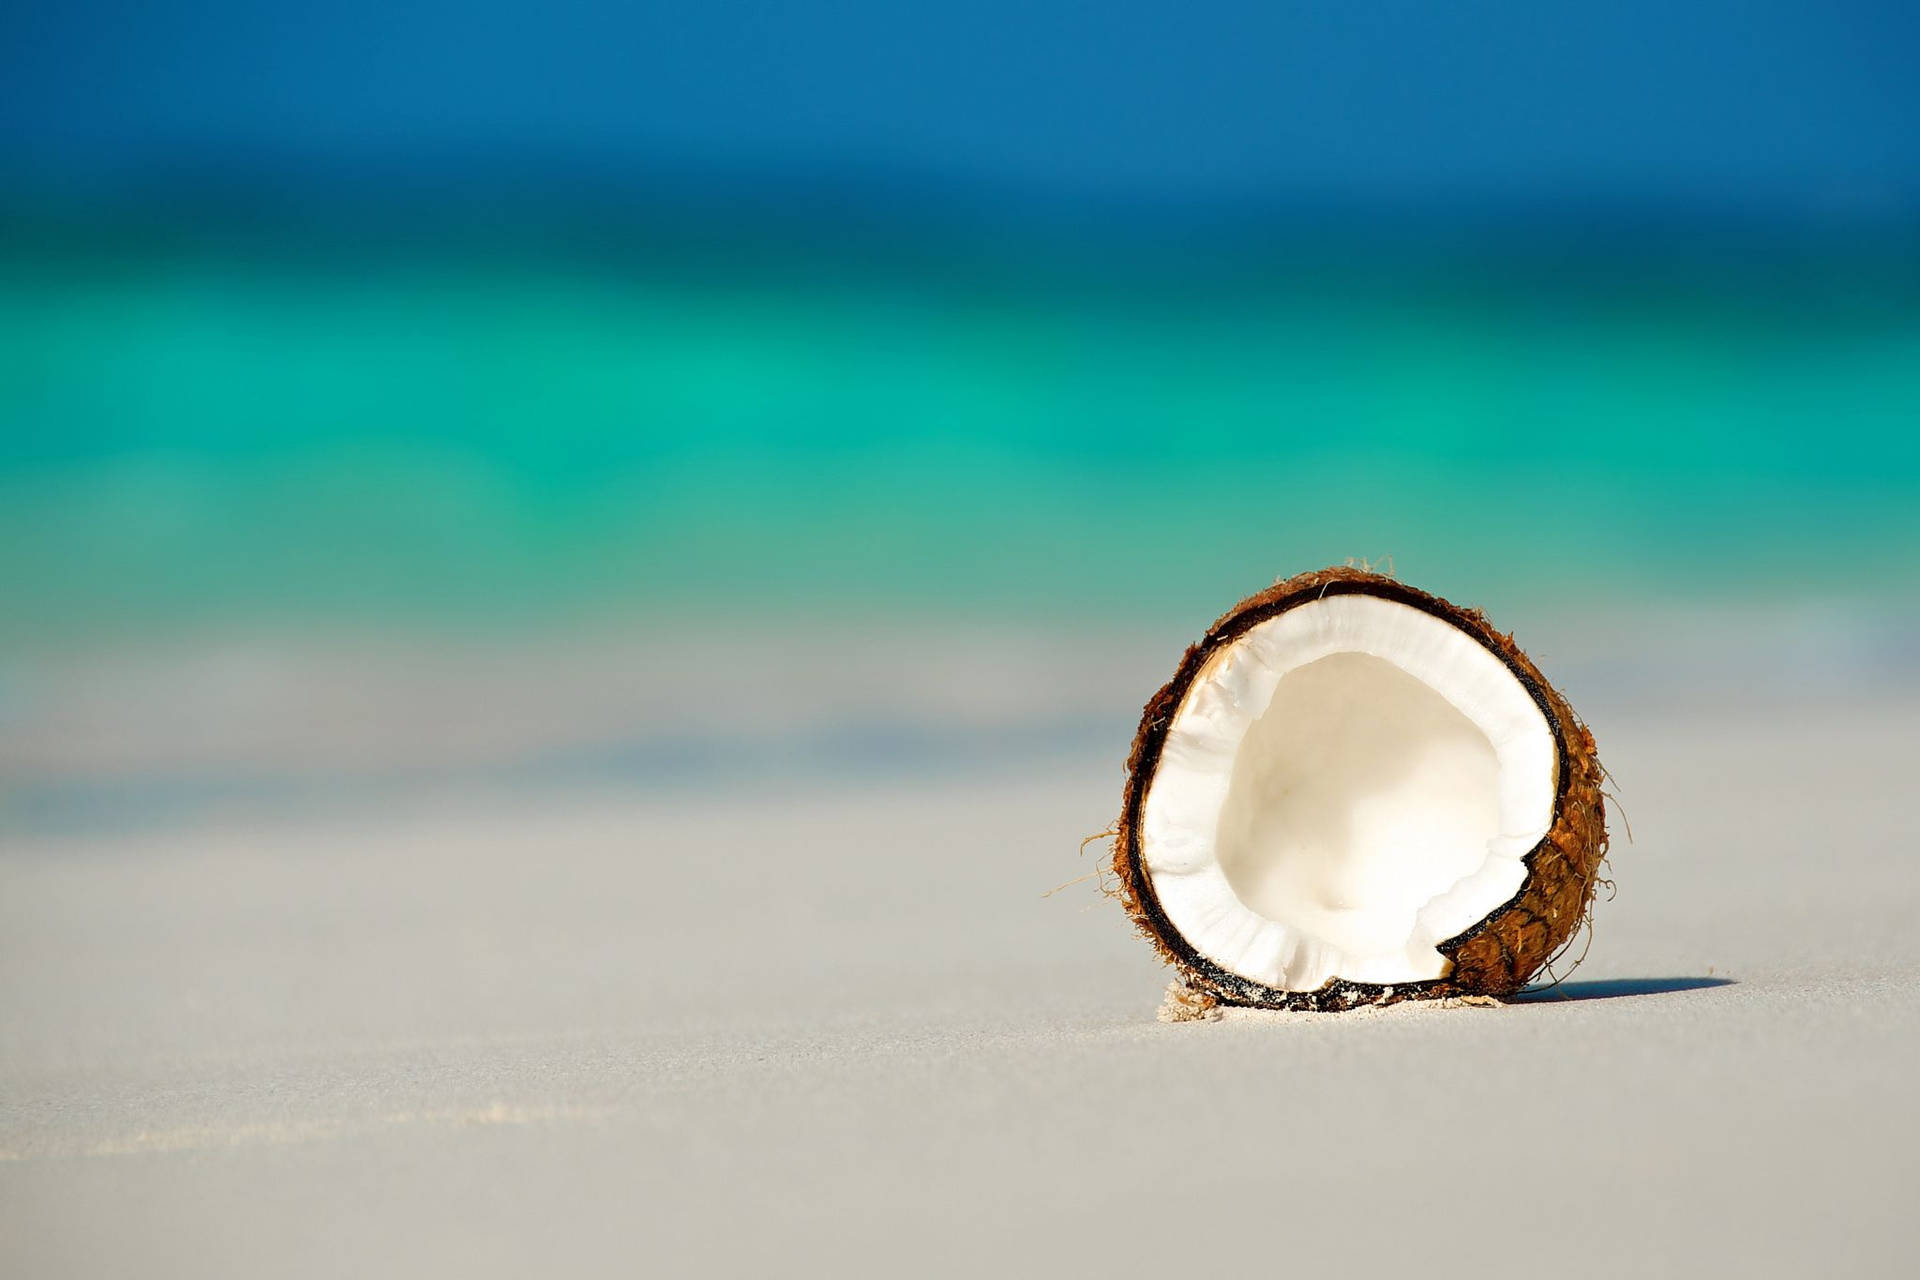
top-left (1113, 566), bottom-right (1608, 1013)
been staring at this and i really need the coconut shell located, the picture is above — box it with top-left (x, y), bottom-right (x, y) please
top-left (1114, 566), bottom-right (1607, 1013)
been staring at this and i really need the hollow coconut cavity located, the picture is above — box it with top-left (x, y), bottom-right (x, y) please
top-left (1115, 567), bottom-right (1607, 1013)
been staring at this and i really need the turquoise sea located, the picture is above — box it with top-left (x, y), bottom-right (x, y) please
top-left (4, 229), bottom-right (1919, 647)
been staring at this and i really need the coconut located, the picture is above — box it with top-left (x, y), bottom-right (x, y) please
top-left (1114, 566), bottom-right (1607, 1014)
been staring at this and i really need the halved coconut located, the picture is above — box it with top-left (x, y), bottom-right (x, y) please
top-left (1115, 567), bottom-right (1606, 1012)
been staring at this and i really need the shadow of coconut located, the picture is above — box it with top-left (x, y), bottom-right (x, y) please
top-left (1511, 976), bottom-right (1735, 1003)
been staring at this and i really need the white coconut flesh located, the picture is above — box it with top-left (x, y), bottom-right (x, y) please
top-left (1141, 595), bottom-right (1558, 992)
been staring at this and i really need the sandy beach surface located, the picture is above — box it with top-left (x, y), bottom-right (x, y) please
top-left (3, 619), bottom-right (1918, 1276)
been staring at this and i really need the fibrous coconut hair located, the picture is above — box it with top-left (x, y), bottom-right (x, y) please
top-left (1114, 566), bottom-right (1607, 1013)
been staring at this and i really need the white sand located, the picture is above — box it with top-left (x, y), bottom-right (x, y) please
top-left (3, 631), bottom-right (1918, 1276)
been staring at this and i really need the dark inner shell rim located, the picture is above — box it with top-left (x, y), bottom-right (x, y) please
top-left (1122, 577), bottom-right (1572, 1006)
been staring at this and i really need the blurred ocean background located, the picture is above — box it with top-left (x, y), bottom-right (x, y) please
top-left (3, 2), bottom-right (1919, 827)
